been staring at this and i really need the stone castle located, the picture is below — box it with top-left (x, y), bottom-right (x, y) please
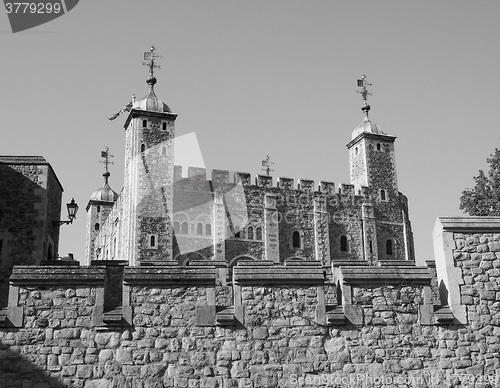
top-left (1, 49), bottom-right (499, 387)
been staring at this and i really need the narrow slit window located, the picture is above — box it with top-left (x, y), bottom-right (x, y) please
top-left (142, 119), bottom-right (147, 128)
top-left (150, 235), bottom-right (156, 247)
top-left (97, 205), bottom-right (101, 213)
top-left (340, 235), bottom-right (348, 252)
top-left (205, 223), bottom-right (212, 235)
top-left (141, 144), bottom-right (146, 152)
top-left (377, 143), bottom-right (381, 151)
top-left (386, 240), bottom-right (393, 256)
top-left (247, 226), bottom-right (254, 240)
top-left (95, 223), bottom-right (100, 231)
top-left (381, 189), bottom-right (386, 201)
top-left (163, 122), bottom-right (167, 130)
top-left (256, 227), bottom-right (263, 240)
top-left (292, 230), bottom-right (301, 248)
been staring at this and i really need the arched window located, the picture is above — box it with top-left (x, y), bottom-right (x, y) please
top-left (95, 223), bottom-right (100, 231)
top-left (247, 226), bottom-right (254, 240)
top-left (181, 222), bottom-right (189, 234)
top-left (377, 143), bottom-right (381, 151)
top-left (386, 239), bottom-right (393, 256)
top-left (162, 146), bottom-right (167, 156)
top-left (96, 205), bottom-right (101, 213)
top-left (355, 147), bottom-right (358, 156)
top-left (380, 189), bottom-right (386, 201)
top-left (256, 227), bottom-right (263, 240)
top-left (141, 143), bottom-right (146, 152)
top-left (150, 235), bottom-right (156, 247)
top-left (142, 119), bottom-right (147, 128)
top-left (197, 223), bottom-right (203, 235)
top-left (234, 226), bottom-right (241, 238)
top-left (205, 223), bottom-right (212, 235)
top-left (163, 122), bottom-right (167, 130)
top-left (340, 235), bottom-right (349, 252)
top-left (174, 221), bottom-right (180, 234)
top-left (292, 230), bottom-right (301, 248)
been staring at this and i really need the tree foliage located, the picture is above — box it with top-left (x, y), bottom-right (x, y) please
top-left (460, 148), bottom-right (500, 216)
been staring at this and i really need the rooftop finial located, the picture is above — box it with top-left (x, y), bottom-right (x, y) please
top-left (357, 75), bottom-right (372, 121)
top-left (262, 155), bottom-right (275, 176)
top-left (100, 147), bottom-right (114, 182)
top-left (143, 45), bottom-right (162, 91)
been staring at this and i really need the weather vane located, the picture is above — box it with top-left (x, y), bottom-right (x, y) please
top-left (261, 155), bottom-right (274, 176)
top-left (100, 147), bottom-right (114, 175)
top-left (357, 75), bottom-right (372, 118)
top-left (143, 45), bottom-right (162, 78)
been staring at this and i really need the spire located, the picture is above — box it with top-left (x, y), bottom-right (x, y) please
top-left (143, 45), bottom-right (162, 93)
top-left (100, 147), bottom-right (114, 182)
top-left (357, 75), bottom-right (372, 121)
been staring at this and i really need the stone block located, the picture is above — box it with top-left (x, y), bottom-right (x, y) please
top-left (344, 305), bottom-right (363, 325)
top-left (196, 305), bottom-right (216, 326)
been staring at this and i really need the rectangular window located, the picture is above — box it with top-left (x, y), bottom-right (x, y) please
top-left (0, 239), bottom-right (3, 257)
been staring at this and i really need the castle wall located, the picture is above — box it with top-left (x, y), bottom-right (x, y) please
top-left (2, 217), bottom-right (500, 388)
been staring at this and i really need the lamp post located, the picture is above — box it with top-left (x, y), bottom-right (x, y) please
top-left (53, 198), bottom-right (79, 226)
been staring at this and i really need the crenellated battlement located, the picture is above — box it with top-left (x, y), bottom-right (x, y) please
top-left (172, 165), bottom-right (383, 199)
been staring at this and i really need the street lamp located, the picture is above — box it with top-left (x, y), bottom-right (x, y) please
top-left (53, 198), bottom-right (79, 226)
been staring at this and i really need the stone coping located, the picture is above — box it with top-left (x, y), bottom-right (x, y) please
top-left (233, 263), bottom-right (325, 285)
top-left (436, 216), bottom-right (500, 232)
top-left (10, 266), bottom-right (106, 285)
top-left (124, 267), bottom-right (217, 285)
top-left (333, 266), bottom-right (432, 286)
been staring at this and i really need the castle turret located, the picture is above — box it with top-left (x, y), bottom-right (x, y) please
top-left (121, 46), bottom-right (177, 265)
top-left (85, 148), bottom-right (118, 265)
top-left (347, 75), bottom-right (398, 200)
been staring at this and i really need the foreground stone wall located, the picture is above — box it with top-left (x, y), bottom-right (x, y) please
top-left (2, 217), bottom-right (500, 387)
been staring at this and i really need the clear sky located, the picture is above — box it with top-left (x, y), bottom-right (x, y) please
top-left (1, 1), bottom-right (500, 264)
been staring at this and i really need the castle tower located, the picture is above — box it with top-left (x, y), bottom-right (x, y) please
top-left (347, 75), bottom-right (398, 199)
top-left (121, 46), bottom-right (177, 265)
top-left (85, 148), bottom-right (118, 265)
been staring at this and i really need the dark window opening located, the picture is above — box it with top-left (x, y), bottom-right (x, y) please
top-left (234, 226), bottom-right (241, 238)
top-left (163, 122), bottom-right (167, 130)
top-left (292, 230), bottom-right (301, 248)
top-left (142, 120), bottom-right (147, 128)
top-left (381, 190), bottom-right (386, 201)
top-left (377, 143), bottom-right (381, 151)
top-left (0, 239), bottom-right (3, 256)
top-left (95, 223), bottom-right (100, 231)
top-left (150, 235), bottom-right (156, 247)
top-left (369, 240), bottom-right (373, 254)
top-left (97, 205), bottom-right (101, 213)
top-left (181, 222), bottom-right (189, 234)
top-left (47, 243), bottom-right (53, 261)
top-left (205, 224), bottom-right (212, 235)
top-left (256, 227), bottom-right (263, 240)
top-left (247, 226), bottom-right (254, 240)
top-left (386, 240), bottom-right (393, 256)
top-left (340, 235), bottom-right (348, 252)
top-left (197, 223), bottom-right (203, 235)
top-left (141, 144), bottom-right (146, 152)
